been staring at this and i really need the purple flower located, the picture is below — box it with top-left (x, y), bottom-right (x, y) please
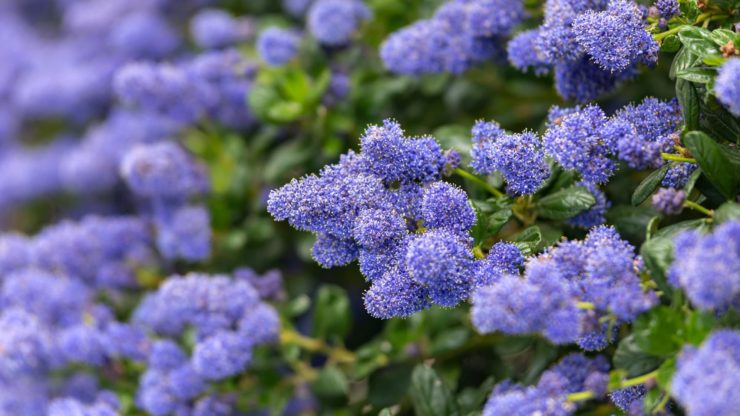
top-left (191, 9), bottom-right (252, 50)
top-left (651, 187), bottom-right (685, 215)
top-left (569, 181), bottom-right (610, 228)
top-left (154, 204), bottom-right (212, 262)
top-left (192, 331), bottom-right (253, 380)
top-left (256, 27), bottom-right (301, 67)
top-left (672, 330), bottom-right (740, 416)
top-left (662, 162), bottom-right (697, 188)
top-left (668, 221), bottom-right (740, 311)
top-left (307, 0), bottom-right (370, 46)
top-left (716, 58), bottom-right (740, 116)
top-left (655, 0), bottom-right (679, 18)
top-left (614, 97), bottom-right (681, 170)
top-left (507, 29), bottom-right (551, 76)
top-left (421, 182), bottom-right (476, 232)
top-left (364, 268), bottom-right (430, 318)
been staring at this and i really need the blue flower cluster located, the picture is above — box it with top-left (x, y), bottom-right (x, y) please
top-left (121, 142), bottom-right (212, 262)
top-left (470, 121), bottom-right (550, 195)
top-left (380, 0), bottom-right (525, 74)
top-left (472, 226), bottom-right (656, 350)
top-left (651, 187), bottom-right (685, 215)
top-left (133, 273), bottom-right (279, 415)
top-left (190, 9), bottom-right (254, 50)
top-left (716, 58), bottom-right (740, 116)
top-left (257, 27), bottom-right (302, 66)
top-left (509, 0), bottom-right (657, 101)
top-left (609, 385), bottom-right (648, 415)
top-left (269, 120), bottom-right (487, 317)
top-left (672, 330), bottom-right (740, 416)
top-left (542, 98), bottom-right (682, 183)
top-left (307, 0), bottom-right (371, 46)
top-left (668, 221), bottom-right (740, 311)
top-left (483, 353), bottom-right (610, 415)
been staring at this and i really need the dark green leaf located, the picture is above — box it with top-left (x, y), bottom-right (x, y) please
top-left (378, 409), bottom-right (394, 416)
top-left (641, 219), bottom-right (708, 286)
top-left (368, 364), bottom-right (414, 408)
top-left (643, 388), bottom-right (666, 414)
top-left (312, 285), bottom-right (352, 340)
top-left (409, 365), bottom-right (460, 416)
top-left (511, 226), bottom-right (542, 256)
top-left (535, 186), bottom-right (596, 220)
top-left (684, 310), bottom-right (716, 345)
top-left (633, 306), bottom-right (684, 357)
top-left (675, 67), bottom-right (715, 84)
top-left (660, 34), bottom-right (681, 52)
top-left (715, 202), bottom-right (740, 223)
top-left (676, 79), bottom-right (700, 131)
top-left (472, 198), bottom-right (513, 244)
top-left (677, 26), bottom-right (720, 58)
top-left (655, 358), bottom-right (676, 390)
top-left (683, 131), bottom-right (739, 199)
top-left (267, 101), bottom-right (304, 123)
top-left (312, 366), bottom-right (349, 404)
top-left (632, 164), bottom-right (670, 206)
top-left (669, 47), bottom-right (700, 79)
top-left (699, 98), bottom-right (740, 141)
top-left (709, 28), bottom-right (737, 46)
top-left (613, 335), bottom-right (663, 377)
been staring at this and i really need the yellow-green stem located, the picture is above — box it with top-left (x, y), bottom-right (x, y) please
top-left (454, 168), bottom-right (505, 198)
top-left (281, 329), bottom-right (356, 363)
top-left (566, 370), bottom-right (659, 403)
top-left (661, 153), bottom-right (696, 164)
top-left (683, 200), bottom-right (714, 217)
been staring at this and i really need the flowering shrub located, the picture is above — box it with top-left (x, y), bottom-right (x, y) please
top-left (0, 0), bottom-right (738, 415)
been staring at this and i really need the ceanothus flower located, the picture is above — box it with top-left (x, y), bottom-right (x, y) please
top-left (668, 221), bottom-right (740, 311)
top-left (483, 353), bottom-right (610, 416)
top-left (353, 208), bottom-right (407, 250)
top-left (573, 0), bottom-right (658, 72)
top-left (609, 385), bottom-right (646, 414)
top-left (148, 340), bottom-right (187, 371)
top-left (543, 105), bottom-right (618, 184)
top-left (614, 97), bottom-right (681, 169)
top-left (475, 242), bottom-right (525, 286)
top-left (469, 123), bottom-right (550, 195)
top-left (0, 308), bottom-right (52, 379)
top-left (154, 204), bottom-right (212, 262)
top-left (421, 182), bottom-right (476, 233)
top-left (554, 56), bottom-right (636, 103)
top-left (507, 29), bottom-right (551, 76)
top-left (662, 162), bottom-right (696, 188)
top-left (651, 188), bottom-right (685, 215)
top-left (190, 9), bottom-right (252, 50)
top-left (672, 330), bottom-right (740, 416)
top-left (256, 27), bottom-right (301, 67)
top-left (312, 233), bottom-right (360, 268)
top-left (716, 58), bottom-right (740, 116)
top-left (307, 0), bottom-right (370, 46)
top-left (405, 229), bottom-right (476, 307)
top-left (655, 0), bottom-right (679, 18)
top-left (363, 268), bottom-right (430, 319)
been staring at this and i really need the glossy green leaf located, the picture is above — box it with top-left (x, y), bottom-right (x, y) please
top-left (676, 78), bottom-right (700, 131)
top-left (683, 131), bottom-right (739, 199)
top-left (633, 307), bottom-right (684, 357)
top-left (613, 335), bottom-right (663, 377)
top-left (312, 366), bottom-right (349, 403)
top-left (677, 26), bottom-right (720, 58)
top-left (535, 186), bottom-right (596, 220)
top-left (511, 226), bottom-right (542, 257)
top-left (368, 364), bottom-right (414, 408)
top-left (715, 202), bottom-right (740, 223)
top-left (675, 67), bottom-right (715, 84)
top-left (632, 164), bottom-right (671, 206)
top-left (656, 358), bottom-right (676, 390)
top-left (409, 365), bottom-right (460, 416)
top-left (312, 285), bottom-right (352, 340)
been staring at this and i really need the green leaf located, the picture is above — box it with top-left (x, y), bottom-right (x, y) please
top-left (702, 55), bottom-right (727, 66)
top-left (709, 28), bottom-right (737, 46)
top-left (368, 364), bottom-right (414, 408)
top-left (632, 164), bottom-right (670, 206)
top-left (633, 306), bottom-right (684, 357)
top-left (715, 202), bottom-right (740, 223)
top-left (378, 409), bottom-right (394, 416)
top-left (676, 79), bottom-right (700, 131)
top-left (683, 131), bottom-right (739, 199)
top-left (641, 219), bottom-right (708, 286)
top-left (312, 285), bottom-right (352, 340)
top-left (699, 98), bottom-right (740, 142)
top-left (684, 310), bottom-right (716, 345)
top-left (643, 388), bottom-right (666, 414)
top-left (655, 358), bottom-right (676, 390)
top-left (660, 34), bottom-right (681, 52)
top-left (677, 26), bottom-right (720, 58)
top-left (613, 335), bottom-right (663, 377)
top-left (312, 366), bottom-right (349, 404)
top-left (409, 365), bottom-right (459, 416)
top-left (472, 198), bottom-right (513, 244)
top-left (511, 225), bottom-right (542, 257)
top-left (267, 101), bottom-right (304, 123)
top-left (675, 67), bottom-right (715, 84)
top-left (669, 47), bottom-right (700, 79)
top-left (535, 186), bottom-right (596, 220)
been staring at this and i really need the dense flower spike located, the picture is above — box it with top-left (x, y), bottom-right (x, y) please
top-left (507, 29), bottom-right (551, 76)
top-left (190, 9), bottom-right (253, 50)
top-left (651, 188), bottom-right (685, 215)
top-left (573, 0), bottom-right (658, 72)
top-left (672, 330), bottom-right (740, 416)
top-left (668, 221), bottom-right (740, 311)
top-left (609, 385), bottom-right (647, 414)
top-left (473, 226), bottom-right (655, 348)
top-left (715, 58), bottom-right (740, 116)
top-left (307, 0), bottom-right (370, 46)
top-left (470, 122), bottom-right (550, 195)
top-left (380, 0), bottom-right (524, 75)
top-left (662, 162), bottom-right (697, 188)
top-left (543, 105), bottom-right (617, 183)
top-left (483, 353), bottom-right (610, 416)
top-left (613, 97), bottom-right (682, 169)
top-left (257, 27), bottom-right (301, 67)
top-left (655, 0), bottom-right (679, 18)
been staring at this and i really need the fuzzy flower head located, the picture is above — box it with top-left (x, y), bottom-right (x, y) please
top-left (716, 58), bottom-right (740, 116)
top-left (651, 187), bottom-right (685, 215)
top-left (573, 0), bottom-right (658, 72)
top-left (614, 97), bottom-right (682, 169)
top-left (569, 181), bottom-right (610, 228)
top-left (672, 330), bottom-right (740, 416)
top-left (543, 105), bottom-right (617, 184)
top-left (470, 123), bottom-right (550, 195)
top-left (256, 27), bottom-right (301, 67)
top-left (307, 0), bottom-right (370, 46)
top-left (190, 9), bottom-right (252, 50)
top-left (655, 0), bottom-right (679, 18)
top-left (507, 29), bottom-right (551, 76)
top-left (668, 221), bottom-right (740, 311)
top-left (662, 162), bottom-right (697, 188)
